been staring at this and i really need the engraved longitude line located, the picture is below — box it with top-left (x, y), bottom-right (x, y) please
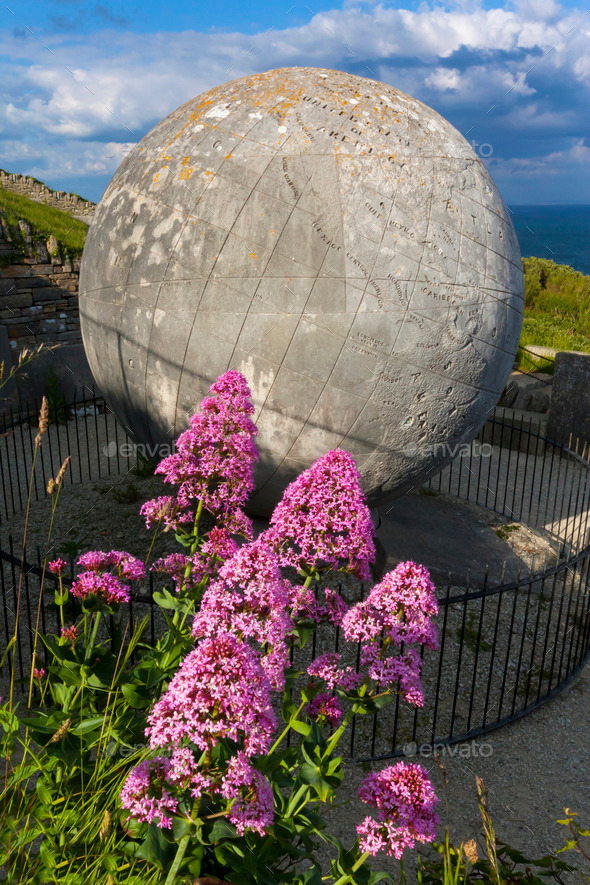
top-left (174, 148), bottom-right (280, 407)
top-left (222, 149), bottom-right (331, 378)
top-left (246, 161), bottom-right (345, 421)
top-left (253, 153), bottom-right (353, 495)
top-left (114, 177), bottom-right (202, 434)
top-left (269, 151), bottom-right (392, 469)
top-left (162, 111), bottom-right (293, 424)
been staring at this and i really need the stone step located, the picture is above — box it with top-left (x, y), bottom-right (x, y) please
top-left (477, 406), bottom-right (549, 454)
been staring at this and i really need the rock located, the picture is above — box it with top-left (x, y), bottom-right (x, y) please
top-left (529, 389), bottom-right (550, 413)
top-left (513, 389), bottom-right (533, 411)
top-left (33, 240), bottom-right (49, 263)
top-left (500, 384), bottom-right (519, 407)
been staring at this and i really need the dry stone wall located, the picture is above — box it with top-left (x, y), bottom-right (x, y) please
top-left (0, 218), bottom-right (81, 353)
top-left (0, 169), bottom-right (96, 221)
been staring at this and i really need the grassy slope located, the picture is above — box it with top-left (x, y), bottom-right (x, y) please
top-left (517, 257), bottom-right (590, 372)
top-left (0, 186), bottom-right (88, 257)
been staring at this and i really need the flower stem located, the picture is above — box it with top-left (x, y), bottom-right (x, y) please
top-left (331, 851), bottom-right (371, 885)
top-left (84, 611), bottom-right (102, 663)
top-left (268, 700), bottom-right (306, 754)
top-left (285, 783), bottom-right (309, 818)
top-left (325, 681), bottom-right (369, 757)
top-left (176, 499), bottom-right (204, 609)
top-left (164, 800), bottom-right (201, 885)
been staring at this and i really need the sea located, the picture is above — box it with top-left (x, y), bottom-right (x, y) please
top-left (508, 205), bottom-right (590, 277)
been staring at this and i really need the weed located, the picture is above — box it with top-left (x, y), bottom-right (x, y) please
top-left (111, 481), bottom-right (142, 505)
top-left (456, 612), bottom-right (491, 653)
top-left (494, 524), bottom-right (519, 542)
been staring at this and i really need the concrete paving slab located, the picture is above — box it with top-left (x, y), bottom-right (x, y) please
top-left (376, 491), bottom-right (531, 587)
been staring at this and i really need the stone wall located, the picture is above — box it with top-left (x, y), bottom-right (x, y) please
top-left (0, 219), bottom-right (81, 353)
top-left (0, 169), bottom-right (96, 221)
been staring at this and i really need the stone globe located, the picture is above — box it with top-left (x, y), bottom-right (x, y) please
top-left (79, 67), bottom-right (524, 516)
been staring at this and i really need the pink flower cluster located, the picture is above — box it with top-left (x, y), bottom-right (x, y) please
top-left (307, 653), bottom-right (360, 691)
top-left (48, 558), bottom-right (67, 576)
top-left (357, 762), bottom-right (439, 859)
top-left (307, 692), bottom-right (342, 727)
top-left (149, 371), bottom-right (258, 536)
top-left (151, 527), bottom-right (240, 595)
top-left (70, 550), bottom-right (145, 605)
top-left (341, 561), bottom-right (438, 705)
top-left (192, 540), bottom-right (292, 689)
top-left (220, 752), bottom-right (274, 835)
top-left (146, 633), bottom-right (275, 757)
top-left (121, 746), bottom-right (275, 835)
top-left (261, 450), bottom-right (376, 579)
top-left (342, 561), bottom-right (438, 648)
top-left (120, 758), bottom-right (178, 829)
top-left (140, 495), bottom-right (194, 531)
top-left (60, 624), bottom-right (77, 643)
top-left (290, 585), bottom-right (349, 625)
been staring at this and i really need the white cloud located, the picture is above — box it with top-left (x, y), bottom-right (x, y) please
top-left (425, 67), bottom-right (462, 91)
top-left (0, 1), bottom-right (588, 202)
top-left (489, 138), bottom-right (590, 176)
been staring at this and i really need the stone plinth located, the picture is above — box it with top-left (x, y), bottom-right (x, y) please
top-left (79, 67), bottom-right (524, 516)
top-left (548, 351), bottom-right (590, 450)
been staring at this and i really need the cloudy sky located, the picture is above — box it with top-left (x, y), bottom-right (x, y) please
top-left (0, 0), bottom-right (589, 205)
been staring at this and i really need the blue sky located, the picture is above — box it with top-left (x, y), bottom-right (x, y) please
top-left (1, 0), bottom-right (589, 205)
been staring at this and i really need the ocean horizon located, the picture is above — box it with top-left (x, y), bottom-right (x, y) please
top-left (508, 204), bottom-right (590, 277)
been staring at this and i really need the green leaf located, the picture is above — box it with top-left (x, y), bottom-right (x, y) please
top-left (38, 841), bottom-right (56, 869)
top-left (134, 821), bottom-right (173, 869)
top-left (121, 682), bottom-right (151, 709)
top-left (291, 719), bottom-right (312, 736)
top-left (214, 840), bottom-right (245, 866)
top-left (210, 817), bottom-right (238, 841)
top-left (50, 683), bottom-right (74, 706)
top-left (293, 622), bottom-right (316, 649)
top-left (69, 716), bottom-right (108, 735)
top-left (102, 855), bottom-right (118, 873)
top-left (187, 845), bottom-right (205, 875)
top-left (35, 780), bottom-right (52, 805)
top-left (172, 817), bottom-right (192, 840)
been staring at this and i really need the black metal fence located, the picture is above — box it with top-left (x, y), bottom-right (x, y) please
top-left (0, 389), bottom-right (136, 525)
top-left (1, 395), bottom-right (589, 760)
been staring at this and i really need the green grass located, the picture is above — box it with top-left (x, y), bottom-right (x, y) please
top-left (516, 257), bottom-right (590, 371)
top-left (494, 523), bottom-right (519, 542)
top-left (0, 185), bottom-right (88, 256)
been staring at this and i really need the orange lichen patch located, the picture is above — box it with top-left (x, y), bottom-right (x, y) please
top-left (182, 157), bottom-right (191, 165)
top-left (248, 252), bottom-right (258, 259)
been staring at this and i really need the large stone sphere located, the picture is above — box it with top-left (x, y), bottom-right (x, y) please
top-left (79, 67), bottom-right (524, 516)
